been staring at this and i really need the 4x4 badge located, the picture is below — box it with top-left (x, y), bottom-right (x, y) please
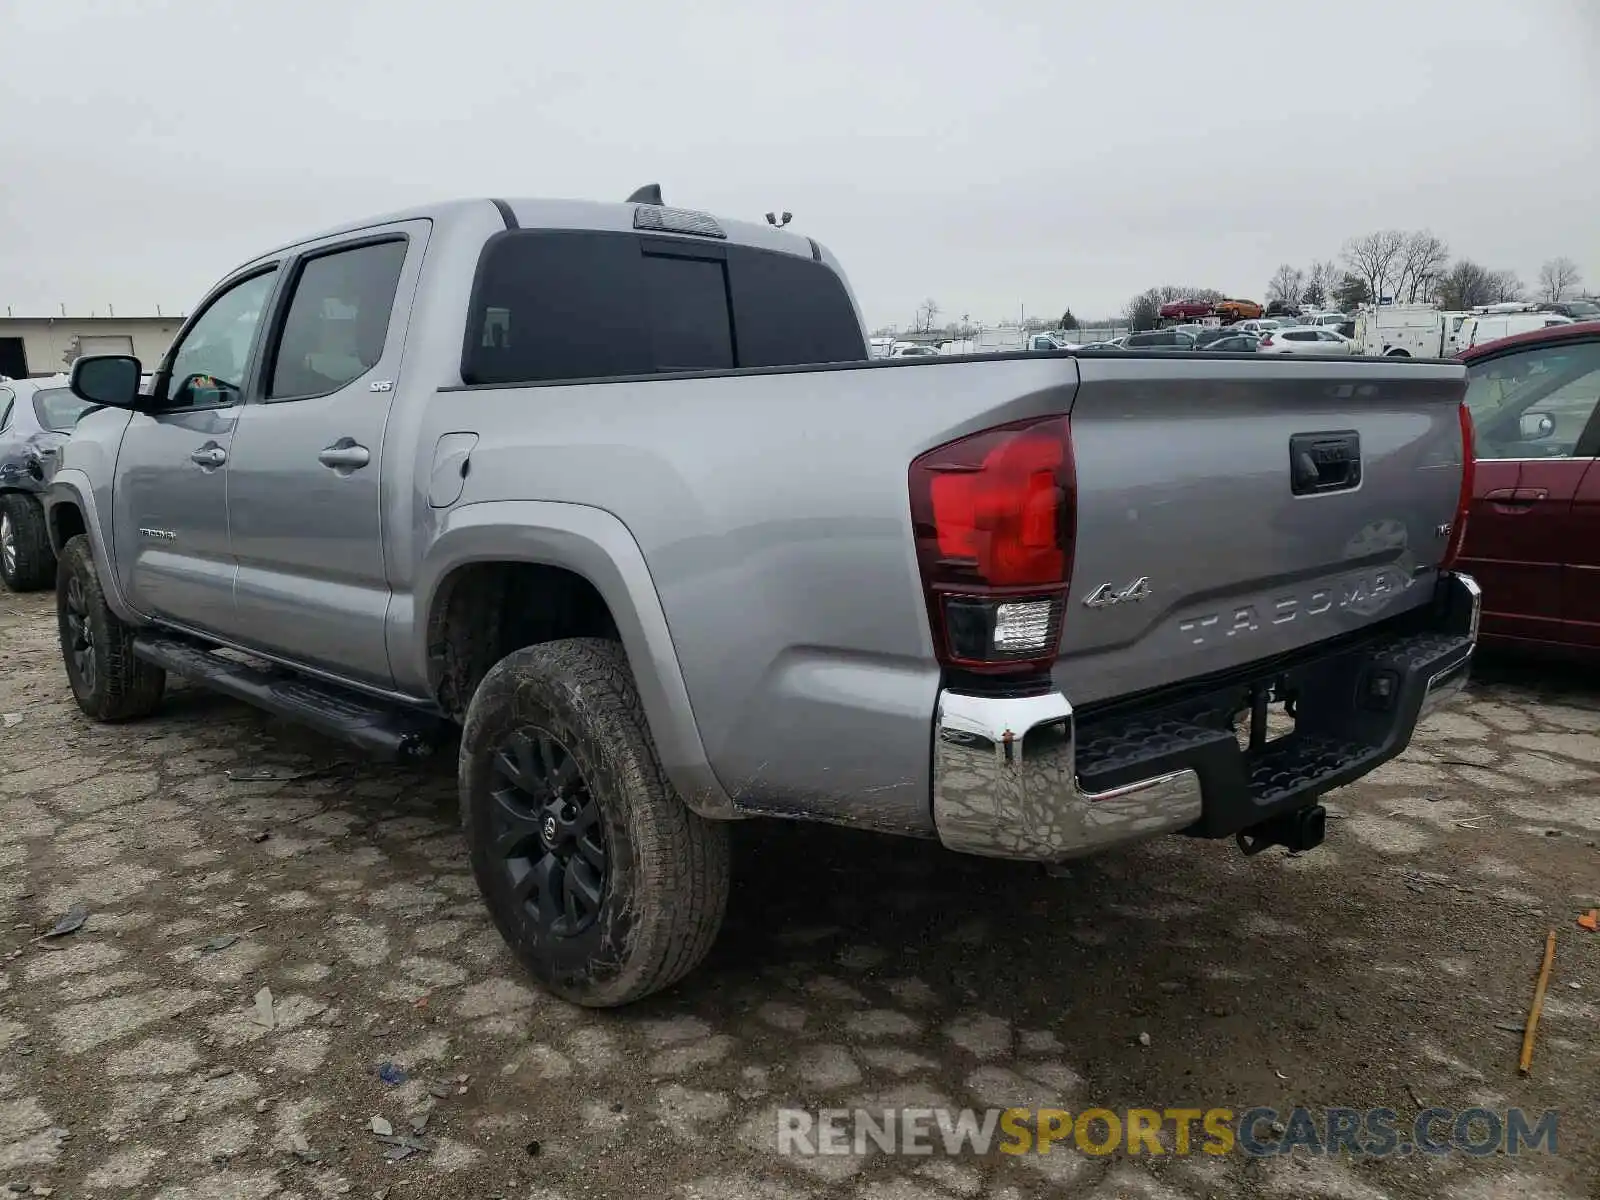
top-left (1082, 576), bottom-right (1152, 609)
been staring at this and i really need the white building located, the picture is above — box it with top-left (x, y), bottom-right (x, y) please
top-left (0, 315), bottom-right (182, 379)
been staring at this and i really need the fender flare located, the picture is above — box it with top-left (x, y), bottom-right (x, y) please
top-left (42, 472), bottom-right (144, 624)
top-left (411, 499), bottom-right (740, 820)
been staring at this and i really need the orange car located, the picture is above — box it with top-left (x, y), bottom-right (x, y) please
top-left (1214, 298), bottom-right (1264, 323)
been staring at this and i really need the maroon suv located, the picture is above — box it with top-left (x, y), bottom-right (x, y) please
top-left (1457, 321), bottom-right (1600, 658)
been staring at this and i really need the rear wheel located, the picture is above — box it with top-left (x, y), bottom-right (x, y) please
top-left (459, 638), bottom-right (730, 1007)
top-left (56, 535), bottom-right (165, 721)
top-left (0, 493), bottom-right (54, 592)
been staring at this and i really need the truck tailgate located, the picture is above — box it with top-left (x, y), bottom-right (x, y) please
top-left (1055, 354), bottom-right (1468, 708)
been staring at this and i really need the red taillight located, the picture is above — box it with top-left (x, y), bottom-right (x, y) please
top-left (909, 415), bottom-right (1076, 675)
top-left (1440, 399), bottom-right (1475, 571)
top-left (1259, 334), bottom-right (1274, 346)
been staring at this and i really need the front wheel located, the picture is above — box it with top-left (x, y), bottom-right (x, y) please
top-left (459, 638), bottom-right (730, 1007)
top-left (0, 493), bottom-right (55, 592)
top-left (56, 535), bottom-right (166, 721)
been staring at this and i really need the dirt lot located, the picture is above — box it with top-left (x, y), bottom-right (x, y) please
top-left (1, 587), bottom-right (1597, 1200)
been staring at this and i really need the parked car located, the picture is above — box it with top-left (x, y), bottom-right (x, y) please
top-left (1235, 319), bottom-right (1282, 336)
top-left (1456, 320), bottom-right (1600, 657)
top-left (890, 343), bottom-right (938, 357)
top-left (46, 190), bottom-right (1479, 1007)
top-left (1157, 298), bottom-right (1212, 321)
top-left (1537, 299), bottom-right (1600, 321)
top-left (1258, 327), bottom-right (1356, 356)
top-left (0, 375), bottom-right (94, 590)
top-left (1200, 333), bottom-right (1262, 352)
top-left (1076, 340), bottom-right (1124, 351)
top-left (1303, 312), bottom-right (1350, 328)
top-left (1214, 298), bottom-right (1264, 323)
top-left (1124, 328), bottom-right (1198, 351)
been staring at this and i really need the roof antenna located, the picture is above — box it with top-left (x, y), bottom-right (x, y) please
top-left (626, 184), bottom-right (663, 205)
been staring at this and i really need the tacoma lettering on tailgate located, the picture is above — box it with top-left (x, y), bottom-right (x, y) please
top-left (1178, 568), bottom-right (1416, 647)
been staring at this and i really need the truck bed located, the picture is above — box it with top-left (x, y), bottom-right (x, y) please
top-left (423, 349), bottom-right (1468, 833)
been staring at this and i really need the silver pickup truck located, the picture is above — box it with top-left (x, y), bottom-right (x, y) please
top-left (45, 189), bottom-right (1480, 1006)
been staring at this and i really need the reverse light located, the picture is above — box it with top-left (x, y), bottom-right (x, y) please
top-left (909, 416), bottom-right (1077, 675)
top-left (1440, 399), bottom-right (1475, 571)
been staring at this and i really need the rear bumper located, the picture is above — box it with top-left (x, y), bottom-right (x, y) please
top-left (932, 572), bottom-right (1480, 862)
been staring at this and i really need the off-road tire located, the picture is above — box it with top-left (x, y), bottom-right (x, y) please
top-left (56, 535), bottom-right (165, 721)
top-left (0, 493), bottom-right (55, 592)
top-left (460, 638), bottom-right (730, 1007)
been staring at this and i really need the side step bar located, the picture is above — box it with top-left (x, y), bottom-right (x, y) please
top-left (132, 633), bottom-right (445, 762)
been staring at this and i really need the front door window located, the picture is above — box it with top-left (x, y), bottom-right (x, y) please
top-left (164, 271), bottom-right (278, 409)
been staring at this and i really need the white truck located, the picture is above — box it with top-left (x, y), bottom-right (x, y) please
top-left (1354, 305), bottom-right (1470, 358)
top-left (1455, 303), bottom-right (1573, 352)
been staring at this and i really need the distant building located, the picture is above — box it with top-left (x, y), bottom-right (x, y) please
top-left (0, 315), bottom-right (182, 379)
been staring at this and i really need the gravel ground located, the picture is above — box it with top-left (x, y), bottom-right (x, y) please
top-left (1, 587), bottom-right (1597, 1200)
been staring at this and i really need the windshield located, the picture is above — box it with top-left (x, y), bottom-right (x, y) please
top-left (1563, 301), bottom-right (1600, 318)
top-left (32, 386), bottom-right (95, 432)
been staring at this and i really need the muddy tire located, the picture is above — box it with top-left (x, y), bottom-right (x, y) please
top-left (0, 493), bottom-right (55, 592)
top-left (459, 638), bottom-right (730, 1007)
top-left (56, 535), bottom-right (165, 721)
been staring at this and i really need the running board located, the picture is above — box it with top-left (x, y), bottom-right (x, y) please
top-left (132, 633), bottom-right (444, 762)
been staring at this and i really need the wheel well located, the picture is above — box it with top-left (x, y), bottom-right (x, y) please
top-left (1385, 348), bottom-right (1411, 357)
top-left (427, 561), bottom-right (620, 719)
top-left (48, 501), bottom-right (85, 552)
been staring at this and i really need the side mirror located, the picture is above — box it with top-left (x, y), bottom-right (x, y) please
top-left (70, 355), bottom-right (144, 410)
top-left (1520, 411), bottom-right (1556, 441)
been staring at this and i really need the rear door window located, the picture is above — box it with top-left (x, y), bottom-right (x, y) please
top-left (268, 240), bottom-right (408, 400)
top-left (462, 230), bottom-right (863, 385)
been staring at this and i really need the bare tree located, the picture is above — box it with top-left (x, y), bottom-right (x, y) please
top-left (1266, 264), bottom-right (1304, 308)
top-left (1538, 256), bottom-right (1582, 302)
top-left (1489, 270), bottom-right (1525, 303)
top-left (60, 335), bottom-right (83, 368)
top-left (1341, 231), bottom-right (1406, 305)
top-left (1435, 261), bottom-right (1496, 311)
top-left (912, 298), bottom-right (941, 334)
top-left (1394, 231), bottom-right (1450, 304)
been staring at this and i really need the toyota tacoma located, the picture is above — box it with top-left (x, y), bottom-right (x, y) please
top-left (46, 188), bottom-right (1480, 1005)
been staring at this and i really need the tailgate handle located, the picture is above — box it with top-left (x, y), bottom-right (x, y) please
top-left (1289, 431), bottom-right (1362, 496)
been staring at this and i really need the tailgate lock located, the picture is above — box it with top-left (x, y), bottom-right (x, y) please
top-left (1289, 431), bottom-right (1361, 496)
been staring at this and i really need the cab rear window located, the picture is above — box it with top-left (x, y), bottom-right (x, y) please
top-left (462, 230), bottom-right (866, 386)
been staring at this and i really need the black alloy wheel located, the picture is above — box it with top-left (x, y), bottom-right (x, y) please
top-left (488, 727), bottom-right (608, 937)
top-left (62, 570), bottom-right (97, 694)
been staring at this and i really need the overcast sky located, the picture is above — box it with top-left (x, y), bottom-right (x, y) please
top-left (2, 0), bottom-right (1596, 329)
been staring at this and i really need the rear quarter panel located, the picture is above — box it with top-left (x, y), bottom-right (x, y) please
top-left (421, 356), bottom-right (1080, 833)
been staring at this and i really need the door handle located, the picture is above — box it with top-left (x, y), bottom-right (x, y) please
top-left (318, 439), bottom-right (371, 471)
top-left (190, 443), bottom-right (227, 469)
top-left (1484, 485), bottom-right (1544, 512)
